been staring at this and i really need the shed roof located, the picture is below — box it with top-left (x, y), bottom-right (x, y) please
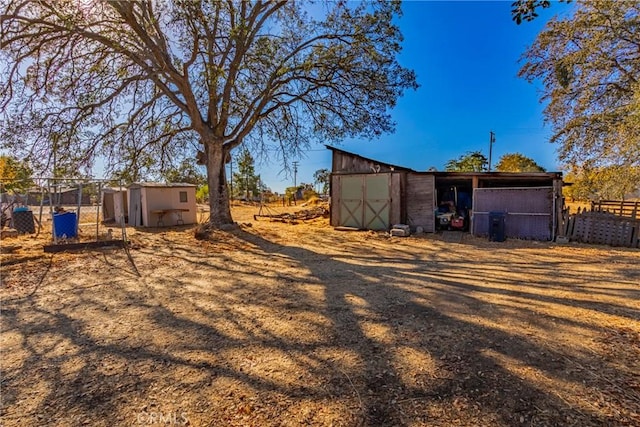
top-left (326, 145), bottom-right (413, 172)
top-left (326, 145), bottom-right (562, 180)
top-left (128, 182), bottom-right (197, 188)
top-left (103, 186), bottom-right (127, 193)
top-left (429, 171), bottom-right (563, 180)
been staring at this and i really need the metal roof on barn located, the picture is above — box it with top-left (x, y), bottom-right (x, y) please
top-left (128, 182), bottom-right (197, 188)
top-left (326, 145), bottom-right (413, 173)
top-left (326, 145), bottom-right (562, 179)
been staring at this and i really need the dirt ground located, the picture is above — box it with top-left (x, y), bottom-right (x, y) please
top-left (1, 203), bottom-right (639, 426)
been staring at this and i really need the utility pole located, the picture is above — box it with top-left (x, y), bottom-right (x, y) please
top-left (488, 131), bottom-right (496, 172)
top-left (292, 161), bottom-right (299, 188)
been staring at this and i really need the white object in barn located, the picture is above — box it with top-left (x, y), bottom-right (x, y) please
top-left (390, 224), bottom-right (411, 237)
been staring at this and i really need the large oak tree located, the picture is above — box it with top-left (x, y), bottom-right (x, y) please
top-left (1, 0), bottom-right (417, 226)
top-left (519, 0), bottom-right (640, 171)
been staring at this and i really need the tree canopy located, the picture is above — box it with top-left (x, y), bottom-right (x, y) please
top-left (1, 0), bottom-right (417, 226)
top-left (0, 155), bottom-right (33, 193)
top-left (519, 1), bottom-right (640, 172)
top-left (511, 0), bottom-right (571, 25)
top-left (163, 159), bottom-right (206, 187)
top-left (445, 151), bottom-right (488, 172)
top-left (564, 165), bottom-right (640, 201)
top-left (495, 153), bottom-right (546, 172)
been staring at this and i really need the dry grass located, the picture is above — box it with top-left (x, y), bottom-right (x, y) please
top-left (1, 204), bottom-right (639, 426)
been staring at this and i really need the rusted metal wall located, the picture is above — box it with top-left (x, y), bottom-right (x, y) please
top-left (406, 174), bottom-right (435, 232)
top-left (472, 187), bottom-right (553, 240)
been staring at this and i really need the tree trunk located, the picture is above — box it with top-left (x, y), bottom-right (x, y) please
top-left (204, 137), bottom-right (233, 226)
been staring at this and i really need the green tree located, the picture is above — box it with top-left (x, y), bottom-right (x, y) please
top-left (232, 149), bottom-right (260, 200)
top-left (1, 1), bottom-right (417, 228)
top-left (299, 183), bottom-right (318, 201)
top-left (284, 186), bottom-right (298, 203)
top-left (445, 151), bottom-right (488, 172)
top-left (0, 155), bottom-right (33, 193)
top-left (163, 159), bottom-right (206, 187)
top-left (519, 1), bottom-right (640, 174)
top-left (495, 153), bottom-right (546, 172)
top-left (564, 165), bottom-right (640, 201)
top-left (313, 168), bottom-right (331, 195)
top-left (196, 184), bottom-right (209, 204)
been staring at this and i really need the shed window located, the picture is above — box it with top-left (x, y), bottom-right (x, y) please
top-left (179, 191), bottom-right (188, 203)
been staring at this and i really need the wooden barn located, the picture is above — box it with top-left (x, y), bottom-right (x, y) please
top-left (328, 146), bottom-right (564, 241)
top-left (127, 182), bottom-right (197, 227)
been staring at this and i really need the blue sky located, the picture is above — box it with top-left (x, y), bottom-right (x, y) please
top-left (255, 0), bottom-right (574, 194)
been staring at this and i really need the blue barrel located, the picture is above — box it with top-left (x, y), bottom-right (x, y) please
top-left (53, 212), bottom-right (77, 238)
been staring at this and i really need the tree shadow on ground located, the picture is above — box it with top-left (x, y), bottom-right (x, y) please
top-left (234, 229), bottom-right (639, 425)
top-left (1, 226), bottom-right (638, 426)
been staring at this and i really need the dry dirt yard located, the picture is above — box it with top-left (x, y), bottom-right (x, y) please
top-left (1, 203), bottom-right (639, 426)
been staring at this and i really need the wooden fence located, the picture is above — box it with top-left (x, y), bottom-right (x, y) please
top-left (591, 200), bottom-right (639, 219)
top-left (558, 202), bottom-right (640, 248)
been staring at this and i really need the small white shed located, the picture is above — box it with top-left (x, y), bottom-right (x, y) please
top-left (102, 187), bottom-right (128, 225)
top-left (127, 182), bottom-right (197, 227)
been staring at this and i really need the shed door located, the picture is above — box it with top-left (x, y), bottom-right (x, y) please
top-left (128, 188), bottom-right (143, 227)
top-left (339, 174), bottom-right (390, 230)
top-left (472, 187), bottom-right (553, 240)
top-left (340, 176), bottom-right (363, 228)
top-left (364, 174), bottom-right (390, 230)
top-left (113, 192), bottom-right (126, 225)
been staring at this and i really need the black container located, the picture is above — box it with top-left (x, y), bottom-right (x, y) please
top-left (12, 210), bottom-right (35, 234)
top-left (488, 212), bottom-right (506, 242)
